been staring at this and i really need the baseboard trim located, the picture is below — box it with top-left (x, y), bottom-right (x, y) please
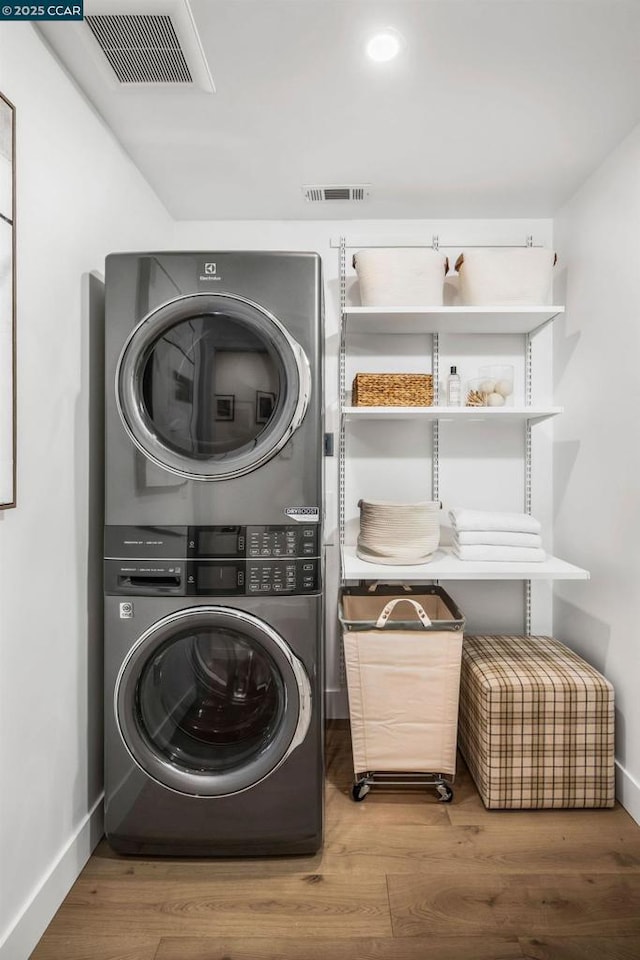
top-left (0, 796), bottom-right (104, 960)
top-left (615, 760), bottom-right (640, 826)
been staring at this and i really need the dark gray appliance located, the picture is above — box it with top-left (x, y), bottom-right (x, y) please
top-left (104, 251), bottom-right (323, 526)
top-left (104, 524), bottom-right (323, 856)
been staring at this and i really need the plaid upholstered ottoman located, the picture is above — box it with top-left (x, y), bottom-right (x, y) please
top-left (458, 635), bottom-right (615, 809)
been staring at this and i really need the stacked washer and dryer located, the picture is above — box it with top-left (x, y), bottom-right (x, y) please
top-left (103, 251), bottom-right (324, 856)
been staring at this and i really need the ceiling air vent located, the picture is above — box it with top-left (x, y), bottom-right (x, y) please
top-left (303, 185), bottom-right (371, 202)
top-left (83, 0), bottom-right (214, 91)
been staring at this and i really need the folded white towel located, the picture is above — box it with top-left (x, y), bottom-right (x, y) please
top-left (453, 544), bottom-right (546, 562)
top-left (449, 508), bottom-right (542, 535)
top-left (454, 530), bottom-right (542, 548)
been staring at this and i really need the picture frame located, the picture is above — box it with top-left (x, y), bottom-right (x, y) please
top-left (255, 390), bottom-right (276, 425)
top-left (0, 91), bottom-right (15, 509)
top-left (215, 394), bottom-right (235, 421)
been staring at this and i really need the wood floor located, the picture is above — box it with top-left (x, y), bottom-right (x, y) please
top-left (31, 723), bottom-right (640, 960)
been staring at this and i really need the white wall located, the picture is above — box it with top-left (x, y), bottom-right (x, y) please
top-left (553, 122), bottom-right (640, 825)
top-left (0, 24), bottom-right (173, 959)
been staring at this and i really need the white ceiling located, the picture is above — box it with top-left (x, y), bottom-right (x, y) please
top-left (38, 0), bottom-right (640, 221)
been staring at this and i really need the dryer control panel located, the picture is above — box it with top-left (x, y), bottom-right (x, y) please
top-left (105, 524), bottom-right (319, 560)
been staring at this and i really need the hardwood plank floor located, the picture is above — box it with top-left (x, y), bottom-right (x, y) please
top-left (30, 723), bottom-right (640, 960)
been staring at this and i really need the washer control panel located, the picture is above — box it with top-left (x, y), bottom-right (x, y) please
top-left (246, 560), bottom-right (319, 594)
top-left (105, 559), bottom-right (320, 597)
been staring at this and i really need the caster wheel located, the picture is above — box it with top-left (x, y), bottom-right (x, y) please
top-left (437, 782), bottom-right (454, 803)
top-left (352, 780), bottom-right (370, 802)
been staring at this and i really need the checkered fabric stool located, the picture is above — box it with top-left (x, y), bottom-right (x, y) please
top-left (458, 635), bottom-right (615, 809)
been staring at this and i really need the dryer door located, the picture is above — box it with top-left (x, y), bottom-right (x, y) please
top-left (116, 293), bottom-right (311, 480)
top-left (115, 606), bottom-right (311, 797)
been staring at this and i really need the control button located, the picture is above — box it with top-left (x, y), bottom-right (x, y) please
top-left (302, 529), bottom-right (314, 538)
top-left (273, 549), bottom-right (282, 556)
top-left (260, 585), bottom-right (271, 592)
top-left (261, 549), bottom-right (271, 556)
top-left (303, 545), bottom-right (315, 554)
top-left (303, 563), bottom-right (314, 571)
top-left (273, 584), bottom-right (283, 592)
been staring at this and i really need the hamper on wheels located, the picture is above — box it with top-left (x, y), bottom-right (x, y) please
top-left (339, 585), bottom-right (465, 802)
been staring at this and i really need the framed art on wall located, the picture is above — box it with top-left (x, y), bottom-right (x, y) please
top-left (0, 91), bottom-right (15, 509)
top-left (215, 394), bottom-right (235, 421)
top-left (255, 390), bottom-right (275, 425)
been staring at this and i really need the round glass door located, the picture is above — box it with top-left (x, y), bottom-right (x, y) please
top-left (116, 607), bottom-right (311, 796)
top-left (116, 293), bottom-right (310, 480)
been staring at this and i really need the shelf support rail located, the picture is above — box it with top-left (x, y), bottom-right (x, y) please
top-left (432, 332), bottom-right (440, 503)
top-left (330, 234), bottom-right (544, 250)
top-left (339, 235), bottom-right (347, 549)
top-left (524, 332), bottom-right (533, 635)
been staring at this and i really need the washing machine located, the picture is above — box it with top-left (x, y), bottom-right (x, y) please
top-left (104, 525), bottom-right (323, 856)
top-left (104, 251), bottom-right (323, 527)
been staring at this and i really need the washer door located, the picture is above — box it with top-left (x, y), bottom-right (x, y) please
top-left (116, 293), bottom-right (311, 480)
top-left (116, 606), bottom-right (311, 796)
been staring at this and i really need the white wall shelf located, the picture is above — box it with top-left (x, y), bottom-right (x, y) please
top-left (343, 305), bottom-right (564, 336)
top-left (337, 235), bottom-right (588, 629)
top-left (343, 405), bottom-right (563, 424)
top-left (341, 544), bottom-right (590, 582)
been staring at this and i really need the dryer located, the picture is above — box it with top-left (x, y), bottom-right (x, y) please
top-left (104, 525), bottom-right (323, 856)
top-left (104, 251), bottom-right (323, 527)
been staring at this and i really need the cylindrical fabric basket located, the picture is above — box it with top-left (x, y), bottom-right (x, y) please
top-left (353, 248), bottom-right (448, 306)
top-left (356, 498), bottom-right (441, 565)
top-left (340, 586), bottom-right (465, 777)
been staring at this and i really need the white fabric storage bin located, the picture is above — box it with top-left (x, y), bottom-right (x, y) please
top-left (340, 587), bottom-right (464, 777)
top-left (455, 248), bottom-right (556, 306)
top-left (353, 248), bottom-right (448, 306)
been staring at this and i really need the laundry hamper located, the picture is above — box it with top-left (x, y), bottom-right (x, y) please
top-left (458, 634), bottom-right (615, 809)
top-left (339, 585), bottom-right (465, 802)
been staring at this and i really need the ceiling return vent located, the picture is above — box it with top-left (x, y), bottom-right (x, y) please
top-left (83, 0), bottom-right (214, 91)
top-left (303, 185), bottom-right (371, 202)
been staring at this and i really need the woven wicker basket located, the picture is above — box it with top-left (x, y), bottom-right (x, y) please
top-left (352, 373), bottom-right (433, 407)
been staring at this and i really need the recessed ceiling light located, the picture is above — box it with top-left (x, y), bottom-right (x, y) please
top-left (366, 29), bottom-right (403, 63)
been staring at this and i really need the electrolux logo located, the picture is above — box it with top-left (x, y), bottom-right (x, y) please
top-left (200, 261), bottom-right (222, 282)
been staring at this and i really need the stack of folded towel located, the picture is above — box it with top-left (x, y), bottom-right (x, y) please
top-left (449, 508), bottom-right (545, 562)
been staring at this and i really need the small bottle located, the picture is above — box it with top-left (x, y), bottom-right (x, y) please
top-left (447, 365), bottom-right (462, 406)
